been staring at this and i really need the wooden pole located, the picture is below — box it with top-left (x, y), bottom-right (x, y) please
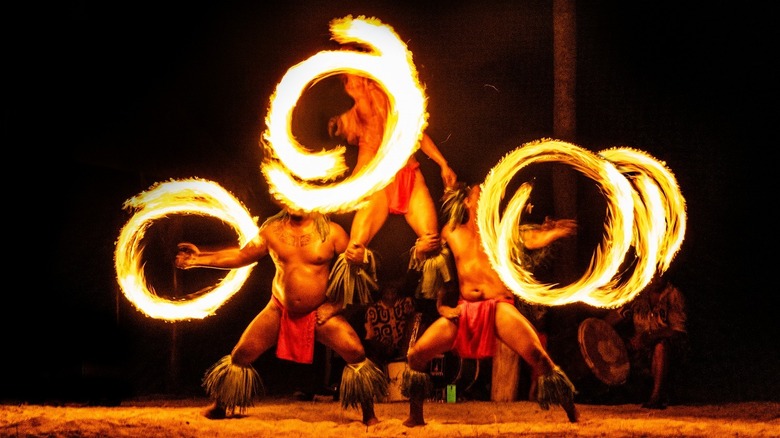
top-left (552, 0), bottom-right (579, 285)
top-left (491, 338), bottom-right (520, 402)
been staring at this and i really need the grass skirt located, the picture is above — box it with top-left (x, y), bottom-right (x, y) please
top-left (536, 366), bottom-right (576, 410)
top-left (339, 358), bottom-right (388, 410)
top-left (400, 367), bottom-right (433, 399)
top-left (202, 355), bottom-right (263, 414)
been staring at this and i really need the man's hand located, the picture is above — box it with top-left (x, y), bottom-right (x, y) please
top-left (344, 241), bottom-right (366, 265)
top-left (541, 217), bottom-right (578, 238)
top-left (175, 243), bottom-right (199, 270)
top-left (414, 233), bottom-right (441, 260)
top-left (521, 218), bottom-right (578, 250)
top-left (553, 218), bottom-right (578, 237)
top-left (328, 116), bottom-right (341, 139)
top-left (440, 165), bottom-right (457, 189)
top-left (438, 305), bottom-right (460, 321)
top-left (316, 301), bottom-right (341, 325)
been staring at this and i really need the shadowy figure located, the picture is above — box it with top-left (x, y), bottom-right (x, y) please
top-left (604, 274), bottom-right (688, 409)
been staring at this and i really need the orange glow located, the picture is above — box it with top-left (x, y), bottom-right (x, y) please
top-left (115, 178), bottom-right (258, 320)
top-left (261, 15), bottom-right (427, 213)
top-left (478, 139), bottom-right (686, 308)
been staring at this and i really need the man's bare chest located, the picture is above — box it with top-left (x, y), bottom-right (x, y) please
top-left (270, 227), bottom-right (331, 263)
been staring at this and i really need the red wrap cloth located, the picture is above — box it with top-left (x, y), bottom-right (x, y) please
top-left (273, 295), bottom-right (316, 364)
top-left (387, 160), bottom-right (420, 214)
top-left (451, 297), bottom-right (514, 359)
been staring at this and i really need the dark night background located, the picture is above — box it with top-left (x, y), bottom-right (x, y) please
top-left (6, 1), bottom-right (776, 405)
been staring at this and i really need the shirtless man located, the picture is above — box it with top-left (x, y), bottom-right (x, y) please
top-left (328, 73), bottom-right (457, 286)
top-left (175, 209), bottom-right (386, 425)
top-left (402, 183), bottom-right (579, 426)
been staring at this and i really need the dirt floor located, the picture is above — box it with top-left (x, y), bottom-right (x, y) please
top-left (1, 396), bottom-right (777, 438)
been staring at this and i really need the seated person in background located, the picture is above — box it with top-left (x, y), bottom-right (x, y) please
top-left (604, 274), bottom-right (689, 409)
top-left (364, 279), bottom-right (416, 368)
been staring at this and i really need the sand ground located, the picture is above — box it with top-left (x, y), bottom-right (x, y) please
top-left (2, 397), bottom-right (777, 437)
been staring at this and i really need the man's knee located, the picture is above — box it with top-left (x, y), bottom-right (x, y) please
top-left (339, 342), bottom-right (367, 364)
top-left (231, 347), bottom-right (258, 367)
top-left (406, 346), bottom-right (427, 372)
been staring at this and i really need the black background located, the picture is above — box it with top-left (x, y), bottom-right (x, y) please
top-left (6, 1), bottom-right (776, 404)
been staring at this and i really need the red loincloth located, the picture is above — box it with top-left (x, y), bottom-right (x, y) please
top-left (273, 295), bottom-right (316, 364)
top-left (451, 298), bottom-right (514, 359)
top-left (387, 160), bottom-right (420, 214)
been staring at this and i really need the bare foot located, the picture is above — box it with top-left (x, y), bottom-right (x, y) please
top-left (202, 403), bottom-right (227, 420)
top-left (562, 400), bottom-right (579, 423)
top-left (403, 417), bottom-right (426, 427)
top-left (405, 394), bottom-right (426, 427)
top-left (361, 402), bottom-right (379, 426)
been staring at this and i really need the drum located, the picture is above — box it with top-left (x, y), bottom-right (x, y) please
top-left (385, 361), bottom-right (409, 402)
top-left (577, 317), bottom-right (630, 386)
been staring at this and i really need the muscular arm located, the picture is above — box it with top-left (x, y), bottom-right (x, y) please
top-left (330, 221), bottom-right (350, 255)
top-left (175, 234), bottom-right (268, 270)
top-left (418, 133), bottom-right (457, 189)
top-left (317, 221), bottom-right (351, 323)
top-left (520, 218), bottom-right (577, 250)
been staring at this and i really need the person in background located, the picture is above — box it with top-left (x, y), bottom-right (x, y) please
top-left (604, 274), bottom-right (688, 409)
top-left (401, 183), bottom-right (579, 426)
top-left (362, 278), bottom-right (416, 369)
top-left (175, 208), bottom-right (387, 425)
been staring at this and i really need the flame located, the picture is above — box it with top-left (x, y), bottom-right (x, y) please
top-left (261, 15), bottom-right (427, 213)
top-left (114, 178), bottom-right (259, 321)
top-left (114, 16), bottom-right (688, 319)
top-left (478, 139), bottom-right (686, 308)
top-left (599, 147), bottom-right (687, 273)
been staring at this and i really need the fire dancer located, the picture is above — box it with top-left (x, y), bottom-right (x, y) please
top-left (604, 274), bottom-right (688, 409)
top-left (401, 183), bottom-right (579, 426)
top-left (175, 208), bottom-right (387, 425)
top-left (328, 72), bottom-right (457, 300)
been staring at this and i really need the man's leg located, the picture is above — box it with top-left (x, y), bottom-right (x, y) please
top-left (348, 190), bottom-right (389, 258)
top-left (403, 317), bottom-right (458, 427)
top-left (202, 301), bottom-right (280, 419)
top-left (404, 170), bottom-right (440, 260)
top-left (643, 342), bottom-right (669, 409)
top-left (317, 315), bottom-right (385, 425)
top-left (495, 303), bottom-right (578, 422)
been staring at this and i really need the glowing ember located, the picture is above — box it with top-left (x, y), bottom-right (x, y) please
top-left (261, 15), bottom-right (427, 213)
top-left (478, 139), bottom-right (685, 308)
top-left (115, 178), bottom-right (259, 321)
